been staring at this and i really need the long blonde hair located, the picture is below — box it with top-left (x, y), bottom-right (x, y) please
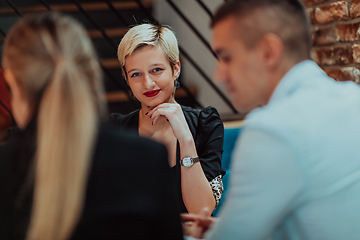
top-left (2, 12), bottom-right (106, 240)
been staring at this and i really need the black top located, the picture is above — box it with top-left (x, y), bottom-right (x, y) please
top-left (109, 105), bottom-right (226, 213)
top-left (0, 118), bottom-right (183, 240)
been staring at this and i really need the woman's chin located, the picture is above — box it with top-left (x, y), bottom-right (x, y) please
top-left (141, 94), bottom-right (174, 109)
top-left (142, 101), bottom-right (161, 109)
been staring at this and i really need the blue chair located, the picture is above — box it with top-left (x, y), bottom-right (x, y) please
top-left (212, 125), bottom-right (243, 216)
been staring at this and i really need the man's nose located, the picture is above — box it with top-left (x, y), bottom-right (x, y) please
top-left (214, 62), bottom-right (226, 83)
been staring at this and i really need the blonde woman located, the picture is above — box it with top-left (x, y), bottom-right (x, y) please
top-left (0, 13), bottom-right (183, 240)
top-left (110, 24), bottom-right (225, 215)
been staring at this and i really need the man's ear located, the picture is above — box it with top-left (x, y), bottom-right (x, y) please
top-left (258, 33), bottom-right (284, 70)
top-left (173, 61), bottom-right (181, 78)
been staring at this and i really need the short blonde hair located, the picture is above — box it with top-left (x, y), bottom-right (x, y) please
top-left (117, 23), bottom-right (179, 79)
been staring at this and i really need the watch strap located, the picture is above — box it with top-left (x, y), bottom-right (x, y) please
top-left (192, 157), bottom-right (200, 164)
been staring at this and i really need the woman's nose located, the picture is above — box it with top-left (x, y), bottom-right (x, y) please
top-left (144, 74), bottom-right (155, 89)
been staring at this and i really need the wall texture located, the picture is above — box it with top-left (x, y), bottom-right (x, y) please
top-left (154, 0), bottom-right (233, 115)
top-left (308, 0), bottom-right (360, 83)
top-left (155, 0), bottom-right (360, 115)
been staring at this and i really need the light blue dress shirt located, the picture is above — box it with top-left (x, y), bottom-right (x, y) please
top-left (206, 60), bottom-right (360, 240)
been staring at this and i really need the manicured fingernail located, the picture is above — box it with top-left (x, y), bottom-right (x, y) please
top-left (145, 112), bottom-right (148, 115)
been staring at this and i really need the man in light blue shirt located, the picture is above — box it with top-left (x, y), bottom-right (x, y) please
top-left (182, 0), bottom-right (360, 239)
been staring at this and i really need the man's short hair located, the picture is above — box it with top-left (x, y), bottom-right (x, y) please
top-left (211, 0), bottom-right (311, 62)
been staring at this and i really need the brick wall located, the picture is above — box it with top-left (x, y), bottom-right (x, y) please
top-left (306, 0), bottom-right (360, 83)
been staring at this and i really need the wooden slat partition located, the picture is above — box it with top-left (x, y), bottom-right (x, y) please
top-left (0, 1), bottom-right (152, 15)
top-left (87, 27), bottom-right (128, 38)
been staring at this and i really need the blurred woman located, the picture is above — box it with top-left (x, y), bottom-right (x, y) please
top-left (110, 23), bottom-right (225, 214)
top-left (0, 12), bottom-right (182, 240)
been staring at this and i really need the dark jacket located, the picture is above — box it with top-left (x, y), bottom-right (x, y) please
top-left (0, 118), bottom-right (183, 240)
top-left (109, 105), bottom-right (226, 213)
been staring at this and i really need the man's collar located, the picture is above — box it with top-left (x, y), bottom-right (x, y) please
top-left (268, 60), bottom-right (327, 104)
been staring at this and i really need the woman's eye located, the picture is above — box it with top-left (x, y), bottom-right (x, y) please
top-left (152, 68), bottom-right (163, 73)
top-left (131, 72), bottom-right (141, 78)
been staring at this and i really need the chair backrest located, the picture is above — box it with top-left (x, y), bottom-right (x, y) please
top-left (212, 124), bottom-right (243, 216)
top-left (0, 68), bottom-right (13, 142)
top-left (0, 68), bottom-right (11, 113)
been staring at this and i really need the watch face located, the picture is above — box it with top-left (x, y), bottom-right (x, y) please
top-left (183, 157), bottom-right (192, 167)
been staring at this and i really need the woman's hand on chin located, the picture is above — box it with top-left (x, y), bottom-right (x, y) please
top-left (147, 103), bottom-right (192, 142)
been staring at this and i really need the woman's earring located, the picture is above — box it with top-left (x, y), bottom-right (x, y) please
top-left (174, 77), bottom-right (180, 89)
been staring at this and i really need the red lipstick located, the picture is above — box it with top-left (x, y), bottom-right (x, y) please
top-left (144, 89), bottom-right (160, 97)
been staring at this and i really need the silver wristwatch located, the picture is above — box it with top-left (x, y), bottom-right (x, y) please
top-left (180, 157), bottom-right (200, 167)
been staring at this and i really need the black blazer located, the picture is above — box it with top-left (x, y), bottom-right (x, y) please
top-left (109, 105), bottom-right (226, 213)
top-left (0, 119), bottom-right (183, 240)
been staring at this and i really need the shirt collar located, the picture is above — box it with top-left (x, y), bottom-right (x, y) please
top-left (268, 60), bottom-right (328, 104)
